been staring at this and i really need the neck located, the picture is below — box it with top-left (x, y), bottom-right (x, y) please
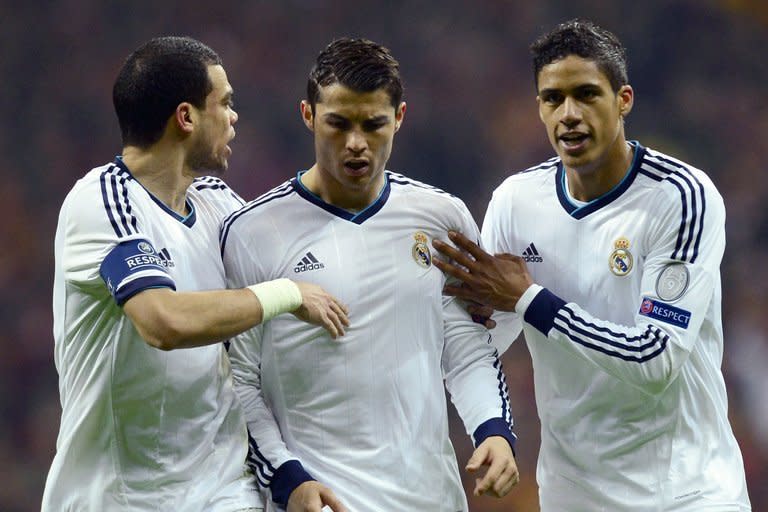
top-left (121, 144), bottom-right (194, 215)
top-left (300, 164), bottom-right (385, 213)
top-left (566, 139), bottom-right (634, 202)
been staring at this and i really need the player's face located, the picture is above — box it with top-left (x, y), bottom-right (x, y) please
top-left (188, 65), bottom-right (238, 174)
top-left (302, 83), bottom-right (405, 207)
top-left (536, 55), bottom-right (633, 176)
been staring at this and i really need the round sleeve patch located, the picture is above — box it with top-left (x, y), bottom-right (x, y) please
top-left (655, 263), bottom-right (689, 302)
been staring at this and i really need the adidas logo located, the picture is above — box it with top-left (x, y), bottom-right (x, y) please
top-left (522, 243), bottom-right (543, 263)
top-left (293, 252), bottom-right (325, 273)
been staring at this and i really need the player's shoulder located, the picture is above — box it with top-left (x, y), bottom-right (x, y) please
top-left (492, 156), bottom-right (560, 199)
top-left (387, 170), bottom-right (466, 209)
top-left (190, 175), bottom-right (244, 203)
top-left (638, 145), bottom-right (723, 206)
top-left (219, 178), bottom-right (297, 248)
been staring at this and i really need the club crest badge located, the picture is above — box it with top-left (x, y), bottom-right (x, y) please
top-left (412, 231), bottom-right (432, 268)
top-left (609, 237), bottom-right (633, 276)
top-left (656, 262), bottom-right (689, 301)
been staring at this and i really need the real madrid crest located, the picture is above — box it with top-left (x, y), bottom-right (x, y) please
top-left (412, 231), bottom-right (432, 268)
top-left (609, 237), bottom-right (633, 276)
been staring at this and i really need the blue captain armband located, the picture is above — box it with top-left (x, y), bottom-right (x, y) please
top-left (99, 239), bottom-right (176, 306)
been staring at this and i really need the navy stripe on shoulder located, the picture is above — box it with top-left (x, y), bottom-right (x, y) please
top-left (99, 164), bottom-right (138, 238)
top-left (640, 152), bottom-right (706, 263)
top-left (219, 181), bottom-right (295, 255)
top-left (387, 171), bottom-right (456, 198)
top-left (518, 156), bottom-right (560, 174)
top-left (192, 176), bottom-right (245, 205)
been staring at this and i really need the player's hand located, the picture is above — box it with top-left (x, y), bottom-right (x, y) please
top-left (468, 302), bottom-right (496, 329)
top-left (292, 282), bottom-right (350, 339)
top-left (432, 231), bottom-right (533, 311)
top-left (287, 480), bottom-right (347, 512)
top-left (466, 436), bottom-right (519, 498)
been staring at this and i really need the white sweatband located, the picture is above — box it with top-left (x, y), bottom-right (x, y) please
top-left (247, 279), bottom-right (303, 322)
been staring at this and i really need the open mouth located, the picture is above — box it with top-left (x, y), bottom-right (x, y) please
top-left (559, 132), bottom-right (589, 152)
top-left (344, 160), bottom-right (370, 175)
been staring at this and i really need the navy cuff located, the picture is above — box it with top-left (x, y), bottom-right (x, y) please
top-left (270, 459), bottom-right (315, 508)
top-left (472, 417), bottom-right (517, 454)
top-left (524, 287), bottom-right (566, 336)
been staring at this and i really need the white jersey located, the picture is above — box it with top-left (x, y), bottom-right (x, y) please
top-left (221, 171), bottom-right (515, 512)
top-left (43, 158), bottom-right (262, 512)
top-left (483, 142), bottom-right (751, 511)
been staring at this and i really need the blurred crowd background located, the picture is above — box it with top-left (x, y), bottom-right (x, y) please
top-left (1, 0), bottom-right (766, 510)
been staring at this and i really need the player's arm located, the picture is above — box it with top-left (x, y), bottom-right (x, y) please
top-left (123, 279), bottom-right (348, 350)
top-left (228, 331), bottom-right (346, 512)
top-left (439, 203), bottom-right (518, 498)
top-left (442, 296), bottom-right (519, 498)
top-left (434, 183), bottom-right (725, 396)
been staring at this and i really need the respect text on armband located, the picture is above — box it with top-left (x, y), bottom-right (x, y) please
top-left (639, 297), bottom-right (691, 329)
top-left (126, 254), bottom-right (165, 269)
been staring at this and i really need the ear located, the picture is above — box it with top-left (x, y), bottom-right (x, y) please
top-left (175, 103), bottom-right (195, 134)
top-left (300, 100), bottom-right (314, 131)
top-left (394, 102), bottom-right (406, 132)
top-left (618, 85), bottom-right (634, 118)
top-left (536, 95), bottom-right (545, 123)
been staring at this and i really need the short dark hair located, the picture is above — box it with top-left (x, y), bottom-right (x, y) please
top-left (530, 19), bottom-right (628, 92)
top-left (112, 36), bottom-right (222, 148)
top-left (306, 37), bottom-right (403, 110)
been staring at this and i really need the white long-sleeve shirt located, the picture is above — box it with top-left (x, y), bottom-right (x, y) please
top-left (222, 171), bottom-right (515, 512)
top-left (43, 158), bottom-right (261, 512)
top-left (483, 142), bottom-right (751, 511)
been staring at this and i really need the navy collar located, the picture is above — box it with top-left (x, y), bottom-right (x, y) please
top-left (555, 141), bottom-right (644, 219)
top-left (291, 170), bottom-right (391, 224)
top-left (114, 156), bottom-right (197, 227)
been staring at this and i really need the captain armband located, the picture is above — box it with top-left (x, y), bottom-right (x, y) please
top-left (247, 278), bottom-right (303, 322)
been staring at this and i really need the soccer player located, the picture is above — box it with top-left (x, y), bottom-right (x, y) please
top-left (42, 36), bottom-right (348, 512)
top-left (431, 19), bottom-right (752, 511)
top-left (221, 38), bottom-right (518, 512)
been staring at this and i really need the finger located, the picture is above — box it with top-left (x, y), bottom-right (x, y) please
top-left (431, 239), bottom-right (478, 270)
top-left (467, 304), bottom-right (494, 318)
top-left (465, 445), bottom-right (488, 472)
top-left (330, 307), bottom-right (347, 338)
top-left (443, 284), bottom-right (483, 303)
top-left (331, 300), bottom-right (351, 327)
top-left (447, 230), bottom-right (490, 262)
top-left (496, 470), bottom-right (519, 497)
top-left (332, 297), bottom-right (350, 316)
top-left (432, 257), bottom-right (473, 282)
top-left (474, 457), bottom-right (505, 496)
top-left (319, 487), bottom-right (348, 512)
top-left (322, 312), bottom-right (340, 339)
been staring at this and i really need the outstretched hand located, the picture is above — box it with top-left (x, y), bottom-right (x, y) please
top-left (292, 282), bottom-right (350, 339)
top-left (432, 231), bottom-right (533, 312)
top-left (287, 480), bottom-right (347, 512)
top-left (466, 436), bottom-right (519, 498)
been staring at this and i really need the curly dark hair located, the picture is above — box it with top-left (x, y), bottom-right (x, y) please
top-left (531, 19), bottom-right (628, 92)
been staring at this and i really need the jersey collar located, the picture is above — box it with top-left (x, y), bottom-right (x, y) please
top-left (291, 170), bottom-right (391, 224)
top-left (555, 141), bottom-right (645, 219)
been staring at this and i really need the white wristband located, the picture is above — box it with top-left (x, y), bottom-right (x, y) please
top-left (247, 279), bottom-right (303, 322)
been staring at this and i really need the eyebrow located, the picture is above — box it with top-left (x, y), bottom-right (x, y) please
top-left (322, 113), bottom-right (390, 123)
top-left (539, 83), bottom-right (602, 95)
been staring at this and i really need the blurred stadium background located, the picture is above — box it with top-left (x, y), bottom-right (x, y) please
top-left (1, 0), bottom-right (766, 510)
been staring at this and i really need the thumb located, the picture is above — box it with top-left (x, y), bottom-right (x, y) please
top-left (319, 487), bottom-right (347, 512)
top-left (466, 444), bottom-right (489, 472)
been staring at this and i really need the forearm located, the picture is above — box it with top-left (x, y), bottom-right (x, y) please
top-left (519, 284), bottom-right (693, 396)
top-left (443, 299), bottom-right (516, 449)
top-left (124, 287), bottom-right (264, 349)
